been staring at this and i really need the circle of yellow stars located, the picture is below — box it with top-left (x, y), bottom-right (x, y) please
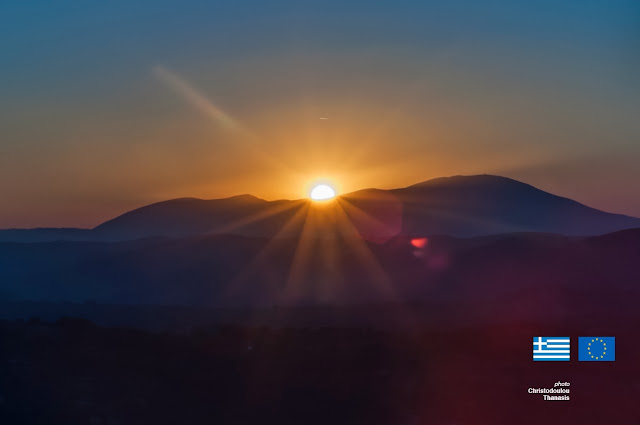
top-left (587, 337), bottom-right (607, 360)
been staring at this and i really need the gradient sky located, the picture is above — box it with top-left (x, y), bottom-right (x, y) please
top-left (1, 0), bottom-right (639, 228)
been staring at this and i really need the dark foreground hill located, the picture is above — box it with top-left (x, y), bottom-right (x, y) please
top-left (1, 229), bottom-right (638, 424)
top-left (2, 226), bottom-right (640, 421)
top-left (1, 229), bottom-right (638, 329)
top-left (2, 175), bottom-right (640, 242)
top-left (1, 315), bottom-right (638, 425)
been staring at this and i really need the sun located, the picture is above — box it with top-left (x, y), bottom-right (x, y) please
top-left (310, 184), bottom-right (336, 201)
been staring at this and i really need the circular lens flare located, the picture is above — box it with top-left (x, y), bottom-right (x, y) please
top-left (310, 184), bottom-right (336, 200)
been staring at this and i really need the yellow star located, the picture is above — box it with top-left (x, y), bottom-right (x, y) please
top-left (591, 355), bottom-right (594, 358)
top-left (600, 356), bottom-right (604, 358)
top-left (591, 339), bottom-right (595, 342)
top-left (588, 343), bottom-right (591, 346)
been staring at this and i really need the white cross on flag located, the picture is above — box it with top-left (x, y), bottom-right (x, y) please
top-left (533, 337), bottom-right (570, 361)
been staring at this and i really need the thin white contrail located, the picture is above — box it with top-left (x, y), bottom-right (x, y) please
top-left (153, 65), bottom-right (297, 174)
top-left (153, 66), bottom-right (239, 132)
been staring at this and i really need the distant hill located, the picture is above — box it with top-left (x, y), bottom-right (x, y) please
top-left (1, 175), bottom-right (639, 242)
top-left (92, 195), bottom-right (307, 241)
top-left (387, 175), bottom-right (640, 236)
top-left (0, 228), bottom-right (93, 243)
top-left (1, 229), bottom-right (639, 312)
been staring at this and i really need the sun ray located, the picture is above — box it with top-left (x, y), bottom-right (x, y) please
top-left (222, 202), bottom-right (310, 303)
top-left (211, 199), bottom-right (306, 236)
top-left (317, 215), bottom-right (346, 303)
top-left (337, 196), bottom-right (402, 243)
top-left (283, 201), bottom-right (323, 303)
top-left (333, 199), bottom-right (397, 301)
top-left (335, 198), bottom-right (423, 329)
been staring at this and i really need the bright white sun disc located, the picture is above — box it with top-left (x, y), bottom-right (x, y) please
top-left (310, 184), bottom-right (336, 200)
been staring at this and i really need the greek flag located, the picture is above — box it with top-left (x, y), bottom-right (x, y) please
top-left (533, 337), bottom-right (570, 361)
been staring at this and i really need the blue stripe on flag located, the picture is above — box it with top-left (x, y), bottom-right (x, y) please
top-left (533, 336), bottom-right (571, 361)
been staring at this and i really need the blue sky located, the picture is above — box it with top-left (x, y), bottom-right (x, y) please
top-left (1, 1), bottom-right (639, 227)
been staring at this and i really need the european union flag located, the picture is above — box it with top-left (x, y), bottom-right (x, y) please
top-left (578, 337), bottom-right (615, 361)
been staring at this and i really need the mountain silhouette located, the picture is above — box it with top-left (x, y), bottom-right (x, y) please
top-left (387, 175), bottom-right (640, 236)
top-left (92, 195), bottom-right (307, 241)
top-left (1, 175), bottom-right (639, 242)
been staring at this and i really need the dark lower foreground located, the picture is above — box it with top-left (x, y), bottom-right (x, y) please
top-left (1, 319), bottom-right (638, 425)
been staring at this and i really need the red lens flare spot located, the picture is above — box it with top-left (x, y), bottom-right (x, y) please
top-left (410, 237), bottom-right (428, 249)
